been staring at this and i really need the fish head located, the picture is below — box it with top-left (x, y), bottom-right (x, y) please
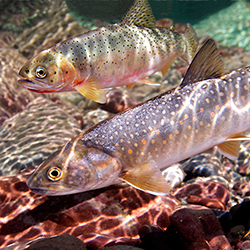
top-left (18, 50), bottom-right (77, 93)
top-left (27, 139), bottom-right (121, 196)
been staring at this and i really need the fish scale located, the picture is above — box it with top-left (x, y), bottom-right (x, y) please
top-left (18, 0), bottom-right (197, 103)
top-left (27, 39), bottom-right (250, 196)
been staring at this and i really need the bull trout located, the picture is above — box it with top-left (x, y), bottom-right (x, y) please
top-left (18, 0), bottom-right (197, 103)
top-left (27, 39), bottom-right (250, 196)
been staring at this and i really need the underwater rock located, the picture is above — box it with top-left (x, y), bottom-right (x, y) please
top-left (161, 164), bottom-right (185, 189)
top-left (0, 172), bottom-right (180, 249)
top-left (169, 205), bottom-right (232, 250)
top-left (220, 200), bottom-right (250, 247)
top-left (0, 0), bottom-right (51, 46)
top-left (0, 96), bottom-right (81, 176)
top-left (11, 0), bottom-right (87, 58)
top-left (173, 181), bottom-right (230, 210)
top-left (26, 234), bottom-right (87, 250)
top-left (182, 148), bottom-right (223, 181)
top-left (99, 89), bottom-right (137, 114)
top-left (194, 1), bottom-right (250, 51)
top-left (83, 108), bottom-right (111, 131)
top-left (99, 246), bottom-right (143, 250)
top-left (0, 235), bottom-right (87, 250)
top-left (233, 182), bottom-right (250, 197)
top-left (0, 39), bottom-right (38, 126)
top-left (138, 206), bottom-right (232, 250)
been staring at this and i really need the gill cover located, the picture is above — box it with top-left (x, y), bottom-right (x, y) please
top-left (18, 50), bottom-right (77, 92)
top-left (27, 140), bottom-right (121, 196)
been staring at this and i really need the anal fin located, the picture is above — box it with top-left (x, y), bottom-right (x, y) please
top-left (217, 141), bottom-right (241, 160)
top-left (119, 162), bottom-right (171, 196)
top-left (74, 75), bottom-right (106, 104)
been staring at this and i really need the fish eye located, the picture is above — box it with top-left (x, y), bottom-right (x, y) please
top-left (35, 66), bottom-right (47, 79)
top-left (47, 166), bottom-right (63, 181)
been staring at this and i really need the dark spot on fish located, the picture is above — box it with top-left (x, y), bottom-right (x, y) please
top-left (65, 71), bottom-right (68, 74)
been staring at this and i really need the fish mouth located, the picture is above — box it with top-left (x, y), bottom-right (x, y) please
top-left (27, 177), bottom-right (78, 196)
top-left (28, 186), bottom-right (79, 196)
top-left (18, 78), bottom-right (43, 89)
top-left (29, 188), bottom-right (51, 195)
top-left (18, 78), bottom-right (56, 93)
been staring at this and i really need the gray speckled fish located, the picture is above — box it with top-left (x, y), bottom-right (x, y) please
top-left (18, 0), bottom-right (197, 103)
top-left (27, 39), bottom-right (250, 196)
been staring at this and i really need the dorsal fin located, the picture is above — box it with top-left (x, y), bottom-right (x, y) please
top-left (179, 38), bottom-right (225, 88)
top-left (120, 0), bottom-right (156, 27)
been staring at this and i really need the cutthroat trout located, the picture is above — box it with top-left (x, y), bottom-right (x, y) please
top-left (27, 39), bottom-right (250, 196)
top-left (18, 0), bottom-right (197, 103)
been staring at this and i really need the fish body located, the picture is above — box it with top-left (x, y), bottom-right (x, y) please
top-left (27, 39), bottom-right (250, 196)
top-left (18, 0), bottom-right (197, 103)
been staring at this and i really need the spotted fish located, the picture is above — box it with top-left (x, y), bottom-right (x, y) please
top-left (27, 38), bottom-right (250, 196)
top-left (18, 0), bottom-right (197, 103)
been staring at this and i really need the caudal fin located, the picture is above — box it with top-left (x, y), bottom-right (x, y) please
top-left (183, 23), bottom-right (198, 64)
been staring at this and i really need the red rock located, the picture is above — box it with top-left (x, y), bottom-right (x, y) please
top-left (233, 182), bottom-right (250, 197)
top-left (169, 205), bottom-right (232, 250)
top-left (0, 172), bottom-right (180, 249)
top-left (155, 18), bottom-right (173, 28)
top-left (173, 181), bottom-right (230, 209)
top-left (100, 89), bottom-right (137, 113)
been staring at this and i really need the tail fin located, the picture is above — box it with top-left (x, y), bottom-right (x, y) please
top-left (183, 24), bottom-right (198, 64)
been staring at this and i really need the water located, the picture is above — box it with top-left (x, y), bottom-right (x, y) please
top-left (1, 0), bottom-right (250, 249)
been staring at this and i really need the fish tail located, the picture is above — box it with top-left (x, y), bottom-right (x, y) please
top-left (183, 23), bottom-right (198, 64)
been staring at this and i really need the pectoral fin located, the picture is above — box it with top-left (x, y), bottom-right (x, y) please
top-left (74, 75), bottom-right (106, 104)
top-left (119, 162), bottom-right (171, 196)
top-left (217, 133), bottom-right (250, 160)
top-left (126, 82), bottom-right (135, 89)
top-left (161, 60), bottom-right (174, 79)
